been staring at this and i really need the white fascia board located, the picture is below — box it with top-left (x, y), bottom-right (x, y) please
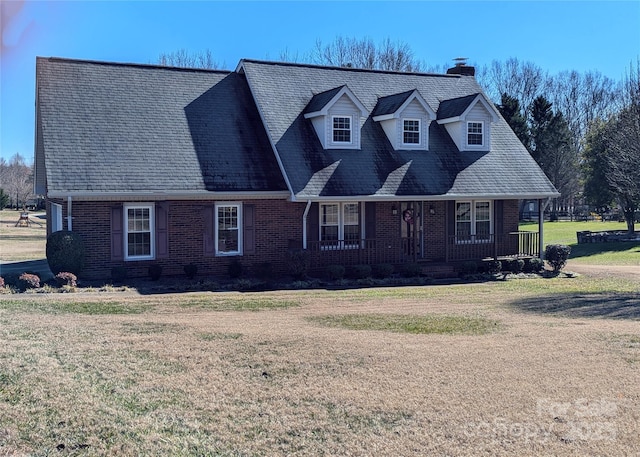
top-left (372, 113), bottom-right (395, 122)
top-left (303, 111), bottom-right (322, 119)
top-left (305, 86), bottom-right (368, 119)
top-left (46, 190), bottom-right (291, 201)
top-left (331, 86), bottom-right (368, 117)
top-left (399, 91), bottom-right (436, 119)
top-left (436, 116), bottom-right (461, 125)
top-left (297, 191), bottom-right (561, 202)
top-left (461, 94), bottom-right (500, 122)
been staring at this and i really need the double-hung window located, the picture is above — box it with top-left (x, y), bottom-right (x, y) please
top-left (216, 203), bottom-right (242, 255)
top-left (467, 121), bottom-right (484, 146)
top-left (402, 119), bottom-right (421, 145)
top-left (456, 200), bottom-right (492, 242)
top-left (320, 202), bottom-right (360, 248)
top-left (332, 116), bottom-right (352, 144)
top-left (124, 203), bottom-right (155, 260)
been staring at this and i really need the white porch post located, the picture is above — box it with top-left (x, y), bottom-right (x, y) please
top-left (302, 200), bottom-right (312, 249)
top-left (538, 198), bottom-right (544, 259)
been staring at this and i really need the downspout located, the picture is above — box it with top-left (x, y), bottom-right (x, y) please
top-left (302, 200), bottom-right (312, 249)
top-left (67, 196), bottom-right (72, 231)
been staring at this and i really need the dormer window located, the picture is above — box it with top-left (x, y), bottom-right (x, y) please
top-left (304, 86), bottom-right (367, 150)
top-left (332, 116), bottom-right (352, 144)
top-left (437, 93), bottom-right (499, 152)
top-left (403, 119), bottom-right (421, 145)
top-left (467, 121), bottom-right (483, 146)
top-left (372, 90), bottom-right (435, 151)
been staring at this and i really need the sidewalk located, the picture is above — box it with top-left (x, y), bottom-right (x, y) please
top-left (0, 259), bottom-right (54, 280)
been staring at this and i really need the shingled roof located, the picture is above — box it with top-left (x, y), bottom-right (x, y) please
top-left (36, 57), bottom-right (558, 202)
top-left (239, 59), bottom-right (558, 200)
top-left (35, 57), bottom-right (287, 198)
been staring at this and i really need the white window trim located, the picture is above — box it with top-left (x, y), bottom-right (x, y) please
top-left (330, 115), bottom-right (354, 146)
top-left (215, 202), bottom-right (242, 256)
top-left (320, 202), bottom-right (361, 250)
top-left (466, 121), bottom-right (485, 148)
top-left (124, 203), bottom-right (155, 261)
top-left (401, 118), bottom-right (422, 147)
top-left (455, 200), bottom-right (493, 244)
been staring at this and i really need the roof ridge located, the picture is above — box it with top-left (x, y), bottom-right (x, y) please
top-left (37, 56), bottom-right (231, 75)
top-left (240, 58), bottom-right (460, 78)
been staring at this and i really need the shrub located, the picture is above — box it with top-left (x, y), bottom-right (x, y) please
top-left (0, 277), bottom-right (4, 288)
top-left (184, 263), bottom-right (198, 279)
top-left (460, 261), bottom-right (478, 275)
top-left (111, 266), bottom-right (128, 282)
top-left (348, 264), bottom-right (372, 279)
top-left (400, 262), bottom-right (422, 278)
top-left (545, 244), bottom-right (571, 273)
top-left (2, 273), bottom-right (19, 289)
top-left (326, 264), bottom-right (346, 281)
top-left (286, 249), bottom-right (309, 280)
top-left (18, 273), bottom-right (40, 291)
top-left (46, 230), bottom-right (85, 276)
top-left (228, 259), bottom-right (243, 279)
top-left (372, 263), bottom-right (394, 279)
top-left (487, 260), bottom-right (502, 274)
top-left (527, 257), bottom-right (544, 273)
top-left (55, 272), bottom-right (77, 287)
top-left (148, 265), bottom-right (163, 281)
top-left (509, 259), bottom-right (525, 274)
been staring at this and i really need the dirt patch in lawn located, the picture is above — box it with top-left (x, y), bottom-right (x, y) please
top-left (567, 262), bottom-right (640, 280)
top-left (1, 282), bottom-right (638, 456)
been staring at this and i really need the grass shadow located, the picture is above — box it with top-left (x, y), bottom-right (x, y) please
top-left (569, 241), bottom-right (640, 260)
top-left (509, 292), bottom-right (640, 320)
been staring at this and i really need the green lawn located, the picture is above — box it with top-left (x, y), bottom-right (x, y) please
top-left (520, 220), bottom-right (640, 265)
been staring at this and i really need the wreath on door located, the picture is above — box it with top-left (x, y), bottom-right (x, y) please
top-left (402, 208), bottom-right (414, 224)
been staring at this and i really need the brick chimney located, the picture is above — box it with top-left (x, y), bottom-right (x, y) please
top-left (446, 57), bottom-right (475, 77)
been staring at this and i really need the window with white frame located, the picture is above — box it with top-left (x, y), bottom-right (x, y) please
top-left (320, 202), bottom-right (360, 248)
top-left (124, 203), bottom-right (155, 260)
top-left (402, 119), bottom-right (421, 145)
top-left (332, 116), bottom-right (352, 143)
top-left (467, 121), bottom-right (484, 146)
top-left (456, 200), bottom-right (492, 242)
top-left (216, 203), bottom-right (242, 255)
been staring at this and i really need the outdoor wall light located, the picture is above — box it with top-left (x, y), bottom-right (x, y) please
top-left (429, 206), bottom-right (436, 215)
top-left (392, 205), bottom-right (398, 215)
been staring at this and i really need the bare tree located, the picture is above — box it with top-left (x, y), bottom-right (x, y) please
top-left (157, 49), bottom-right (223, 70)
top-left (546, 70), bottom-right (621, 154)
top-left (478, 58), bottom-right (548, 114)
top-left (0, 153), bottom-right (34, 210)
top-left (310, 36), bottom-right (423, 72)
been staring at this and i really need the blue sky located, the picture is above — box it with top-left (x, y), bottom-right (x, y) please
top-left (1, 0), bottom-right (639, 163)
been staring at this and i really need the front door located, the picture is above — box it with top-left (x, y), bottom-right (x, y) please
top-left (400, 202), bottom-right (422, 260)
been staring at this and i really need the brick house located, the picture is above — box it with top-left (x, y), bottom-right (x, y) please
top-left (35, 57), bottom-right (558, 280)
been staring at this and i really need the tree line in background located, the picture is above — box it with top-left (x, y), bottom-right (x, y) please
top-left (6, 37), bottom-right (639, 230)
top-left (159, 39), bottom-right (639, 233)
top-left (0, 153), bottom-right (34, 210)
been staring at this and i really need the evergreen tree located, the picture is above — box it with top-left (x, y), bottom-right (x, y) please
top-left (498, 93), bottom-right (530, 150)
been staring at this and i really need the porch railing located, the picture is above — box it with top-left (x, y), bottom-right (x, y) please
top-left (445, 231), bottom-right (539, 262)
top-left (305, 232), bottom-right (540, 267)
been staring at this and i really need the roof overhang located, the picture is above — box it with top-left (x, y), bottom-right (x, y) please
top-left (46, 190), bottom-right (291, 202)
top-left (293, 192), bottom-right (561, 202)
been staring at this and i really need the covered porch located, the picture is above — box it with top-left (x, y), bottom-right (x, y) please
top-left (306, 231), bottom-right (540, 267)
